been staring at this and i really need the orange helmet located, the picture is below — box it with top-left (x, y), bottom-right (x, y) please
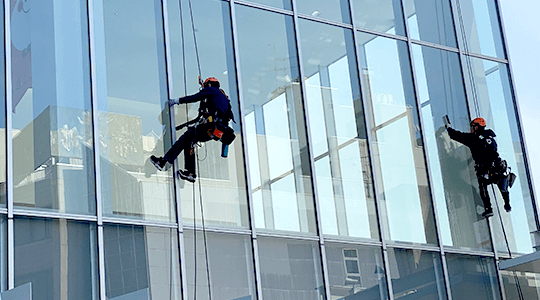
top-left (203, 77), bottom-right (220, 88)
top-left (470, 117), bottom-right (486, 127)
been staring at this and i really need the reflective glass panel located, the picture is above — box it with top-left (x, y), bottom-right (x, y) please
top-left (387, 248), bottom-right (447, 299)
top-left (14, 218), bottom-right (98, 300)
top-left (326, 243), bottom-right (388, 299)
top-left (244, 0), bottom-right (291, 10)
top-left (0, 216), bottom-right (6, 293)
top-left (403, 0), bottom-right (457, 47)
top-left (446, 254), bottom-right (501, 300)
top-left (412, 44), bottom-right (492, 251)
top-left (11, 0), bottom-right (95, 214)
top-left (104, 224), bottom-right (181, 299)
top-left (258, 237), bottom-right (325, 299)
top-left (357, 32), bottom-right (437, 245)
top-left (236, 6), bottom-right (316, 234)
top-left (93, 0), bottom-right (176, 222)
top-left (0, 3), bottom-right (4, 207)
top-left (456, 0), bottom-right (505, 58)
top-left (352, 0), bottom-right (406, 36)
top-left (299, 20), bottom-right (378, 240)
top-left (465, 57), bottom-right (535, 255)
top-left (500, 269), bottom-right (540, 300)
top-left (167, 0), bottom-right (249, 229)
top-left (184, 231), bottom-right (255, 300)
top-left (297, 0), bottom-right (351, 24)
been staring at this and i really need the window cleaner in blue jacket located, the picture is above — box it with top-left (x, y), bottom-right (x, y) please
top-left (150, 77), bottom-right (235, 183)
top-left (445, 116), bottom-right (516, 218)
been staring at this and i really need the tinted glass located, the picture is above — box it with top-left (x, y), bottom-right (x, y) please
top-left (258, 237), bottom-right (325, 299)
top-left (104, 224), bottom-right (181, 299)
top-left (93, 0), bottom-right (176, 222)
top-left (500, 270), bottom-right (540, 300)
top-left (387, 248), bottom-right (447, 299)
top-left (184, 231), bottom-right (255, 300)
top-left (456, 0), bottom-right (505, 58)
top-left (352, 0), bottom-right (406, 36)
top-left (357, 32), bottom-right (437, 245)
top-left (245, 0), bottom-right (291, 10)
top-left (0, 3), bottom-right (5, 207)
top-left (14, 218), bottom-right (98, 300)
top-left (299, 20), bottom-right (379, 240)
top-left (465, 57), bottom-right (535, 255)
top-left (167, 0), bottom-right (249, 229)
top-left (11, 0), bottom-right (95, 214)
top-left (326, 243), bottom-right (388, 299)
top-left (404, 0), bottom-right (457, 47)
top-left (412, 44), bottom-right (492, 251)
top-left (446, 254), bottom-right (501, 300)
top-left (0, 217), bottom-right (6, 293)
top-left (297, 0), bottom-right (351, 24)
top-left (236, 6), bottom-right (317, 234)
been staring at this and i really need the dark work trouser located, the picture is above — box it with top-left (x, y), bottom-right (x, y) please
top-left (477, 173), bottom-right (510, 210)
top-left (163, 123), bottom-right (213, 173)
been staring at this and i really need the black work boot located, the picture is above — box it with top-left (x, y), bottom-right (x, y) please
top-left (178, 170), bottom-right (196, 183)
top-left (150, 155), bottom-right (167, 171)
top-left (482, 207), bottom-right (494, 218)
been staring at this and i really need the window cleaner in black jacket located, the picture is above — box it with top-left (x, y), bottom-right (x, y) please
top-left (445, 116), bottom-right (516, 218)
top-left (150, 77), bottom-right (235, 183)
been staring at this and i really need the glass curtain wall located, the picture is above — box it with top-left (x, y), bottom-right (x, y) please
top-left (403, 0), bottom-right (457, 47)
top-left (357, 32), bottom-right (437, 245)
top-left (92, 0), bottom-right (176, 222)
top-left (352, 0), bottom-right (406, 36)
top-left (166, 0), bottom-right (249, 229)
top-left (298, 19), bottom-right (379, 240)
top-left (465, 57), bottom-right (535, 255)
top-left (235, 4), bottom-right (317, 234)
top-left (11, 0), bottom-right (96, 215)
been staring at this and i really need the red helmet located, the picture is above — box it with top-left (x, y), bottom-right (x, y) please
top-left (203, 77), bottom-right (220, 87)
top-left (470, 117), bottom-right (486, 127)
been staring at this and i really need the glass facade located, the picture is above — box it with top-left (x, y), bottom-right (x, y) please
top-left (1, 0), bottom-right (537, 299)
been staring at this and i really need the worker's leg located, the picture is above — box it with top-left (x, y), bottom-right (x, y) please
top-left (478, 176), bottom-right (493, 217)
top-left (163, 126), bottom-right (197, 164)
top-left (497, 175), bottom-right (511, 212)
top-left (182, 124), bottom-right (213, 176)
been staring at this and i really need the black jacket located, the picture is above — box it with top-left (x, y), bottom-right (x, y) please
top-left (447, 127), bottom-right (499, 168)
top-left (179, 86), bottom-right (234, 123)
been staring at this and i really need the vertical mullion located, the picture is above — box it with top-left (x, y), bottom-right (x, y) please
top-left (160, 0), bottom-right (189, 299)
top-left (348, 0), bottom-right (394, 298)
top-left (3, 0), bottom-right (13, 290)
top-left (86, 0), bottom-right (106, 297)
top-left (399, 0), bottom-right (453, 299)
top-left (229, 1), bottom-right (262, 299)
top-left (290, 0), bottom-right (331, 299)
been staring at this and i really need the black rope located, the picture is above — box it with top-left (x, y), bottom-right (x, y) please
top-left (490, 185), bottom-right (524, 300)
top-left (187, 0), bottom-right (202, 79)
top-left (196, 147), bottom-right (213, 300)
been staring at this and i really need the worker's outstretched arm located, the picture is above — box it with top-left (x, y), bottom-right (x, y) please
top-left (168, 89), bottom-right (208, 107)
top-left (447, 127), bottom-right (473, 147)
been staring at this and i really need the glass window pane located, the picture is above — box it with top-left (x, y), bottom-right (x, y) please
top-left (387, 248), bottom-right (447, 299)
top-left (184, 231), bottom-right (255, 300)
top-left (258, 237), bottom-right (325, 299)
top-left (11, 0), bottom-right (95, 215)
top-left (326, 243), bottom-right (388, 299)
top-left (412, 44), bottom-right (492, 251)
top-left (0, 216), bottom-right (6, 293)
top-left (236, 6), bottom-right (316, 234)
top-left (167, 0), bottom-right (249, 229)
top-left (352, 0), bottom-right (406, 36)
top-left (446, 254), bottom-right (501, 300)
top-left (93, 0), bottom-right (175, 222)
top-left (297, 0), bottom-right (351, 24)
top-left (104, 224), bottom-right (181, 299)
top-left (403, 0), bottom-right (457, 47)
top-left (244, 0), bottom-right (292, 10)
top-left (14, 218), bottom-right (98, 300)
top-left (357, 32), bottom-right (437, 245)
top-left (456, 0), bottom-right (505, 58)
top-left (299, 20), bottom-right (379, 240)
top-left (465, 57), bottom-right (536, 255)
top-left (500, 269), bottom-right (540, 300)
